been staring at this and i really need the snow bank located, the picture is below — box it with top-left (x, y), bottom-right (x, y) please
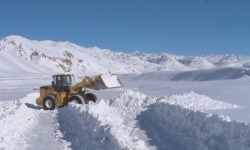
top-left (0, 93), bottom-right (39, 149)
top-left (57, 104), bottom-right (121, 150)
top-left (91, 92), bottom-right (156, 150)
top-left (57, 91), bottom-right (156, 150)
top-left (171, 67), bottom-right (250, 81)
top-left (159, 91), bottom-right (239, 111)
top-left (57, 90), bottom-right (244, 150)
top-left (137, 102), bottom-right (250, 150)
top-left (126, 67), bottom-right (250, 83)
top-left (106, 90), bottom-right (245, 150)
top-left (0, 100), bottom-right (20, 119)
top-left (109, 90), bottom-right (156, 110)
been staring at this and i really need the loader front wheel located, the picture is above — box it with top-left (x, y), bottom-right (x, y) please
top-left (43, 96), bottom-right (56, 110)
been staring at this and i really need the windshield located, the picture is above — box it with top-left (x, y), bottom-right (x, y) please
top-left (61, 75), bottom-right (72, 86)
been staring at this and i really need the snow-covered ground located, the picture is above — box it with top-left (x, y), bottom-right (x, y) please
top-left (1, 35), bottom-right (250, 149)
top-left (1, 68), bottom-right (250, 150)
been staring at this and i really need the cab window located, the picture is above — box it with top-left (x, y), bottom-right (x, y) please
top-left (62, 75), bottom-right (72, 86)
top-left (53, 77), bottom-right (57, 85)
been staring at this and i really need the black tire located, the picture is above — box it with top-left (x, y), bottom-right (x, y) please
top-left (69, 95), bottom-right (84, 104)
top-left (85, 93), bottom-right (97, 103)
top-left (43, 96), bottom-right (57, 110)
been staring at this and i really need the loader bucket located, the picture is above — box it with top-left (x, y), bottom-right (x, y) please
top-left (95, 74), bottom-right (122, 90)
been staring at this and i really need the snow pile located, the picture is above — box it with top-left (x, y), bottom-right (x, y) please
top-left (56, 90), bottom-right (245, 150)
top-left (0, 100), bottom-right (20, 119)
top-left (159, 91), bottom-right (239, 111)
top-left (109, 90), bottom-right (156, 110)
top-left (137, 102), bottom-right (250, 150)
top-left (0, 93), bottom-right (39, 149)
top-left (57, 104), bottom-right (121, 150)
top-left (88, 99), bottom-right (155, 150)
top-left (57, 91), bottom-right (156, 150)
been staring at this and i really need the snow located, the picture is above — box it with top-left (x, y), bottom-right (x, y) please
top-left (0, 92), bottom-right (69, 150)
top-left (0, 100), bottom-right (20, 119)
top-left (1, 35), bottom-right (250, 75)
top-left (171, 67), bottom-right (250, 81)
top-left (137, 102), bottom-right (250, 150)
top-left (0, 93), bottom-right (38, 149)
top-left (1, 35), bottom-right (250, 149)
top-left (57, 103), bottom-right (121, 150)
top-left (1, 71), bottom-right (250, 150)
top-left (99, 74), bottom-right (122, 88)
top-left (159, 91), bottom-right (239, 111)
top-left (53, 90), bottom-right (250, 150)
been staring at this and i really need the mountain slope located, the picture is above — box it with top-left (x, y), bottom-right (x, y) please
top-left (0, 35), bottom-right (250, 75)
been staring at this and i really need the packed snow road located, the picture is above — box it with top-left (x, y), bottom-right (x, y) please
top-left (0, 93), bottom-right (67, 150)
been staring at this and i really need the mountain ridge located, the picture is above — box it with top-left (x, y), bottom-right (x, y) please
top-left (0, 35), bottom-right (249, 75)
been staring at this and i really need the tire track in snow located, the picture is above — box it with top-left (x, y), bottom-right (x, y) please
top-left (0, 93), bottom-right (69, 150)
top-left (26, 110), bottom-right (70, 150)
top-left (0, 93), bottom-right (39, 149)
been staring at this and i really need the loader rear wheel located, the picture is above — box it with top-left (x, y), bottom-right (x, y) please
top-left (69, 95), bottom-right (84, 104)
top-left (43, 96), bottom-right (56, 110)
top-left (85, 93), bottom-right (97, 103)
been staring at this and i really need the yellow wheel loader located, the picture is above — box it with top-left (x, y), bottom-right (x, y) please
top-left (36, 74), bottom-right (122, 110)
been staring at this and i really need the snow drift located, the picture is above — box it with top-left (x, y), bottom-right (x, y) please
top-left (171, 67), bottom-right (250, 81)
top-left (123, 67), bottom-right (250, 84)
top-left (54, 90), bottom-right (250, 150)
top-left (137, 103), bottom-right (250, 150)
top-left (57, 104), bottom-right (121, 150)
top-left (159, 91), bottom-right (239, 111)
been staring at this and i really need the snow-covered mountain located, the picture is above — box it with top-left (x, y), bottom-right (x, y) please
top-left (0, 35), bottom-right (249, 75)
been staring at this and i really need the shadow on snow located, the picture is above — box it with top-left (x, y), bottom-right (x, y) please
top-left (136, 102), bottom-right (250, 150)
top-left (56, 105), bottom-right (122, 150)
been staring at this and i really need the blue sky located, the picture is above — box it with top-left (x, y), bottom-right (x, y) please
top-left (0, 0), bottom-right (249, 56)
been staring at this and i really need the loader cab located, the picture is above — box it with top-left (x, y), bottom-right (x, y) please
top-left (52, 74), bottom-right (72, 92)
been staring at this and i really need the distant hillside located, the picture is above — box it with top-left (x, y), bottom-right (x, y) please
top-left (0, 35), bottom-right (249, 75)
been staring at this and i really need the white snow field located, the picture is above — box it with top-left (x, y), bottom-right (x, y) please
top-left (1, 35), bottom-right (250, 149)
top-left (1, 70), bottom-right (250, 150)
